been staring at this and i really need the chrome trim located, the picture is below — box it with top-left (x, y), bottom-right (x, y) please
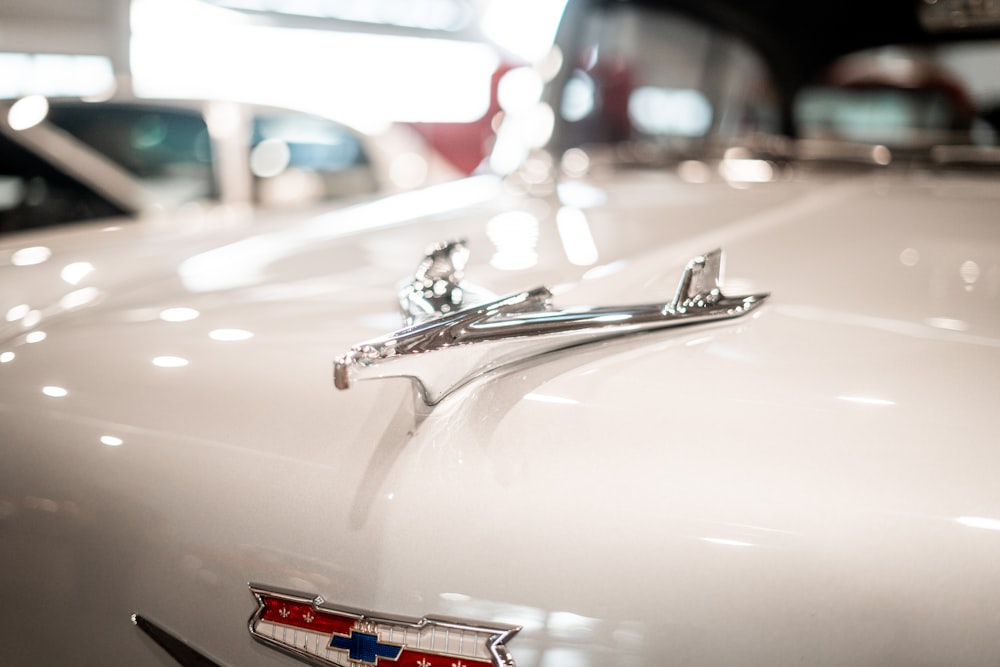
top-left (248, 583), bottom-right (519, 667)
top-left (132, 613), bottom-right (227, 667)
top-left (399, 239), bottom-right (471, 325)
top-left (334, 248), bottom-right (769, 405)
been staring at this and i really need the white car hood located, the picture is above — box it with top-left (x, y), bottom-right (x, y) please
top-left (1, 168), bottom-right (999, 666)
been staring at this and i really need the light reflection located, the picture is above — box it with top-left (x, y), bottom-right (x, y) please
top-left (42, 385), bottom-right (68, 398)
top-left (25, 331), bottom-right (47, 344)
top-left (160, 307), bottom-right (200, 322)
top-left (60, 261), bottom-right (95, 285)
top-left (23, 496), bottom-right (60, 513)
top-left (582, 260), bottom-right (627, 281)
top-left (0, 54), bottom-right (115, 99)
top-left (872, 145), bottom-right (892, 166)
top-left (439, 592), bottom-right (472, 602)
top-left (899, 247), bottom-right (920, 267)
top-left (702, 537), bottom-right (754, 547)
top-left (388, 153), bottom-right (429, 190)
top-left (0, 352), bottom-right (14, 363)
top-left (211, 0), bottom-right (473, 30)
top-left (777, 304), bottom-right (1000, 347)
top-left (7, 95), bottom-right (50, 131)
top-left (133, 0), bottom-right (498, 127)
top-left (524, 393), bottom-right (579, 405)
top-left (11, 245), bottom-right (52, 266)
top-left (677, 159), bottom-right (712, 183)
top-left (6, 304), bottom-right (30, 322)
top-left (21, 309), bottom-right (42, 327)
top-left (520, 154), bottom-right (555, 185)
top-left (481, 0), bottom-right (568, 64)
top-left (249, 138), bottom-right (291, 178)
top-left (497, 67), bottom-right (544, 114)
top-left (960, 260), bottom-right (980, 286)
top-left (491, 606), bottom-right (547, 634)
top-left (560, 71), bottom-right (595, 122)
top-left (956, 516), bottom-right (1000, 531)
top-left (720, 157), bottom-right (774, 184)
top-left (209, 328), bottom-right (254, 341)
top-left (612, 623), bottom-right (645, 651)
top-left (179, 175), bottom-right (501, 292)
top-left (556, 180), bottom-right (606, 208)
top-left (526, 103), bottom-right (556, 149)
top-left (837, 395), bottom-right (895, 406)
top-left (684, 336), bottom-right (714, 347)
top-left (536, 45), bottom-right (564, 82)
top-left (556, 206), bottom-right (599, 267)
top-left (152, 355), bottom-right (189, 368)
top-left (59, 287), bottom-right (100, 310)
top-left (489, 121), bottom-right (530, 174)
top-left (487, 210), bottom-right (540, 271)
top-left (926, 317), bottom-right (968, 332)
top-left (546, 610), bottom-right (600, 641)
top-left (560, 148), bottom-right (590, 177)
top-left (628, 87), bottom-right (712, 136)
top-left (204, 100), bottom-right (242, 140)
top-left (100, 435), bottom-right (124, 447)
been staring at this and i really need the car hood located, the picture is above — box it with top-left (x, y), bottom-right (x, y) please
top-left (2, 167), bottom-right (999, 665)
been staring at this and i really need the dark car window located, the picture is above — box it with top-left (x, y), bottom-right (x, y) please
top-left (796, 85), bottom-right (971, 146)
top-left (250, 113), bottom-right (378, 207)
top-left (794, 45), bottom-right (999, 150)
top-left (552, 4), bottom-right (781, 155)
top-left (45, 103), bottom-right (218, 205)
top-left (0, 131), bottom-right (126, 233)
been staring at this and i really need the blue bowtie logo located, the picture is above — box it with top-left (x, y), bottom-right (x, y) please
top-left (330, 629), bottom-right (403, 664)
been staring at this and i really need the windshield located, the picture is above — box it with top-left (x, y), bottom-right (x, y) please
top-left (796, 44), bottom-right (1000, 150)
top-left (46, 103), bottom-right (218, 204)
top-left (547, 4), bottom-right (781, 158)
top-left (530, 2), bottom-right (1000, 167)
top-left (0, 129), bottom-right (127, 232)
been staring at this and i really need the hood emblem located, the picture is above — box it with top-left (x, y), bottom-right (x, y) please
top-left (335, 242), bottom-right (769, 405)
top-left (249, 584), bottom-right (519, 667)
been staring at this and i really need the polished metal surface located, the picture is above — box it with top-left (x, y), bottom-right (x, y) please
top-left (399, 239), bottom-right (471, 325)
top-left (334, 248), bottom-right (769, 404)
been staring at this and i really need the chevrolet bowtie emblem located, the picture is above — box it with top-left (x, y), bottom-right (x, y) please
top-left (249, 584), bottom-right (519, 667)
top-left (334, 243), bottom-right (769, 405)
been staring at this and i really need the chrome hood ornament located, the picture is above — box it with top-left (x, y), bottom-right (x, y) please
top-left (398, 239), bottom-right (471, 325)
top-left (249, 584), bottom-right (519, 667)
top-left (335, 243), bottom-right (769, 405)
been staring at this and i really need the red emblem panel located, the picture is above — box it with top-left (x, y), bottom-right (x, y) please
top-left (249, 584), bottom-right (520, 667)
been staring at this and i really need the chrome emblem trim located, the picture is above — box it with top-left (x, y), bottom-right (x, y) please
top-left (248, 584), bottom-right (519, 667)
top-left (334, 245), bottom-right (768, 405)
top-left (132, 613), bottom-right (226, 667)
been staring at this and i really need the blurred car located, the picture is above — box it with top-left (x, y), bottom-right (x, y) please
top-left (0, 94), bottom-right (460, 234)
top-left (2, 0), bottom-right (1000, 666)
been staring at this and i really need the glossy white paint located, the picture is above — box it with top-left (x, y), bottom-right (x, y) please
top-left (1, 165), bottom-right (999, 665)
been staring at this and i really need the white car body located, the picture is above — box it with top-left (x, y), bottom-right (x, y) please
top-left (2, 1), bottom-right (999, 665)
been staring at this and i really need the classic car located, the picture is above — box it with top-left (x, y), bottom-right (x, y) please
top-left (0, 94), bottom-right (459, 234)
top-left (2, 0), bottom-right (1000, 665)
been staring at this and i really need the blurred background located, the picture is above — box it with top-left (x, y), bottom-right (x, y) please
top-left (0, 0), bottom-right (568, 177)
top-left (4, 0), bottom-right (1000, 236)
top-left (0, 0), bottom-right (581, 233)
